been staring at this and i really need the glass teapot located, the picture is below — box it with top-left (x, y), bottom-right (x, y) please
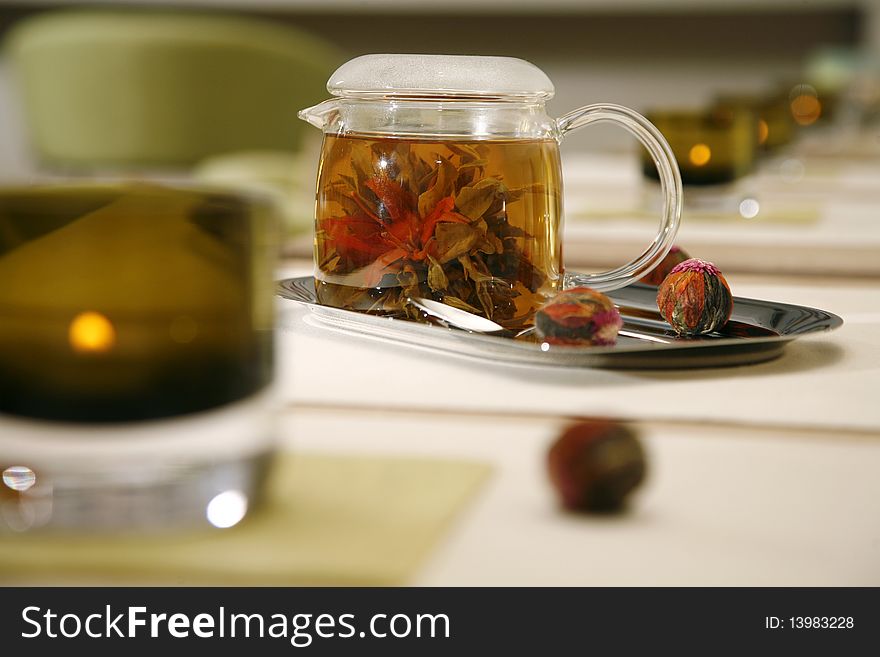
top-left (299, 54), bottom-right (681, 330)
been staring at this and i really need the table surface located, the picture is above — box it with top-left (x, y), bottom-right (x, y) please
top-left (278, 261), bottom-right (880, 585)
top-left (3, 126), bottom-right (877, 585)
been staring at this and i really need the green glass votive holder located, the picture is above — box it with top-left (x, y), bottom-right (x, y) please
top-left (714, 91), bottom-right (797, 152)
top-left (0, 183), bottom-right (279, 533)
top-left (643, 108), bottom-right (757, 186)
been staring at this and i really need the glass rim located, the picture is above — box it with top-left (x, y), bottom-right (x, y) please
top-left (329, 89), bottom-right (554, 102)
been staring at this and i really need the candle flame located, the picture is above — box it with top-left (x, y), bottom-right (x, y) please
top-left (688, 143), bottom-right (712, 167)
top-left (790, 95), bottom-right (821, 126)
top-left (757, 119), bottom-right (769, 145)
top-left (69, 311), bottom-right (116, 353)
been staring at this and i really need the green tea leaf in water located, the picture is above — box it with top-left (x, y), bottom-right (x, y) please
top-left (431, 221), bottom-right (484, 264)
top-left (455, 177), bottom-right (502, 220)
top-left (427, 255), bottom-right (449, 292)
top-left (418, 158), bottom-right (458, 219)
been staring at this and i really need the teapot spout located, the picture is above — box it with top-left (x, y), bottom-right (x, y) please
top-left (298, 99), bottom-right (341, 130)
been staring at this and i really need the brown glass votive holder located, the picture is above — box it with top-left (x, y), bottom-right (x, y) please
top-left (643, 108), bottom-right (757, 186)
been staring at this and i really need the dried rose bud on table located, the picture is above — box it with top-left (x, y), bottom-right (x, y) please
top-left (638, 245), bottom-right (690, 286)
top-left (535, 286), bottom-right (622, 346)
top-left (547, 420), bottom-right (647, 512)
top-left (657, 258), bottom-right (733, 336)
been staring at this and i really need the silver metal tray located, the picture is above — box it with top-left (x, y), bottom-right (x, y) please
top-left (277, 276), bottom-right (842, 369)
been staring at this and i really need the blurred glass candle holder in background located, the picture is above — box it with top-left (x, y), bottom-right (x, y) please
top-left (0, 183), bottom-right (278, 532)
top-left (713, 90), bottom-right (796, 153)
top-left (642, 107), bottom-right (757, 186)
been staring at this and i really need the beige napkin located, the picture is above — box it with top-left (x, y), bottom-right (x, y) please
top-left (0, 451), bottom-right (490, 585)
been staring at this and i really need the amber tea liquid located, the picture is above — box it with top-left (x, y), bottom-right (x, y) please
top-left (314, 134), bottom-right (563, 329)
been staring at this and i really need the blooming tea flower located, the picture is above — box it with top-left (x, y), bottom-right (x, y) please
top-left (535, 286), bottom-right (622, 346)
top-left (656, 258), bottom-right (733, 335)
top-left (547, 420), bottom-right (647, 512)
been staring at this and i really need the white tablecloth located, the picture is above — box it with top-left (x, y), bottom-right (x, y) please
top-left (278, 268), bottom-right (880, 432)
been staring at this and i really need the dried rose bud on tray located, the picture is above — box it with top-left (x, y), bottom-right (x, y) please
top-left (657, 258), bottom-right (733, 336)
top-left (548, 420), bottom-right (647, 512)
top-left (535, 286), bottom-right (622, 346)
top-left (638, 245), bottom-right (690, 286)
top-left (313, 135), bottom-right (562, 331)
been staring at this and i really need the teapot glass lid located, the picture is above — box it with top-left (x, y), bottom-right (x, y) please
top-left (327, 54), bottom-right (555, 100)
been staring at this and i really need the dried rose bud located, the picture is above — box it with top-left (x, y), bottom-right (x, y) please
top-left (657, 258), bottom-right (733, 335)
top-left (547, 420), bottom-right (647, 512)
top-left (535, 287), bottom-right (622, 346)
top-left (639, 245), bottom-right (691, 286)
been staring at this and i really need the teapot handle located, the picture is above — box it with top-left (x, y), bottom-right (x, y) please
top-left (556, 104), bottom-right (682, 292)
